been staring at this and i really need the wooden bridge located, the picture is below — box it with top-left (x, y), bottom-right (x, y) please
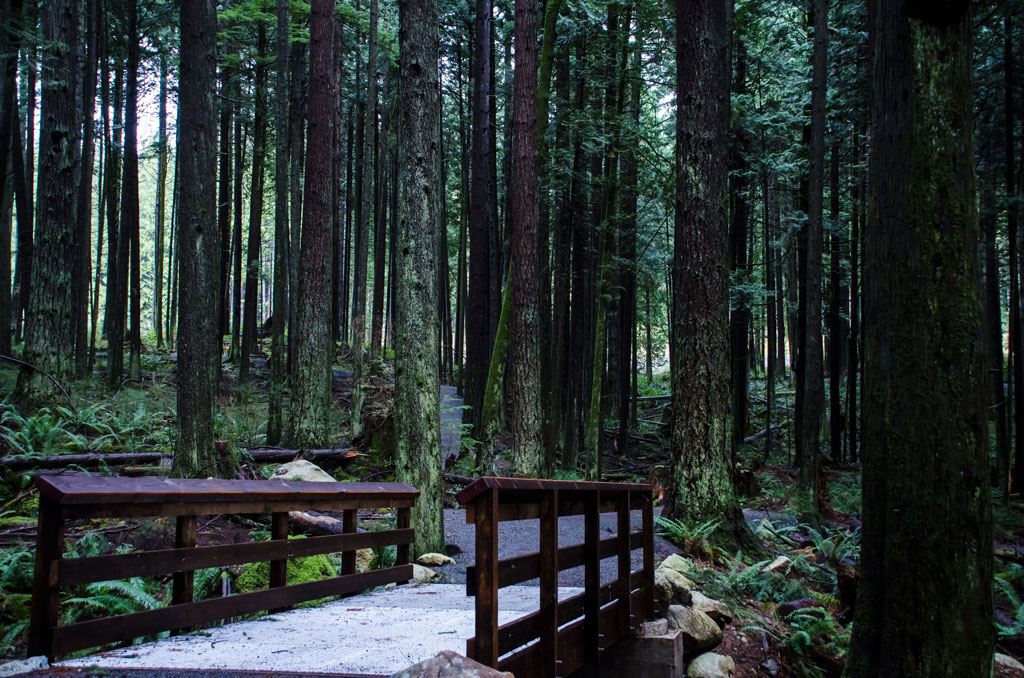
top-left (29, 475), bottom-right (655, 677)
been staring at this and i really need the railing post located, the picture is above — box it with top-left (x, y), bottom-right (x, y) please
top-left (269, 511), bottom-right (290, 613)
top-left (617, 492), bottom-right (632, 639)
top-left (642, 491), bottom-right (655, 620)
top-left (172, 516), bottom-right (197, 605)
top-left (28, 494), bottom-right (63, 659)
top-left (396, 507), bottom-right (411, 565)
top-left (583, 491), bottom-right (601, 674)
top-left (341, 509), bottom-right (358, 575)
top-left (471, 487), bottom-right (499, 667)
top-left (539, 489), bottom-right (559, 677)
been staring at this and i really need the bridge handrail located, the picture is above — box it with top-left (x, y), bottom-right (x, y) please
top-left (457, 476), bottom-right (656, 677)
top-left (29, 475), bottom-right (418, 659)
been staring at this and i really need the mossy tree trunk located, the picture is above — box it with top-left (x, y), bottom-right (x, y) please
top-left (844, 1), bottom-right (993, 674)
top-left (395, 0), bottom-right (444, 556)
top-left (174, 0), bottom-right (227, 478)
top-left (15, 0), bottom-right (78, 408)
top-left (288, 0), bottom-right (335, 449)
top-left (662, 0), bottom-right (733, 522)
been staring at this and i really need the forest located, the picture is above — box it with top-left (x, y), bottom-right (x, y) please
top-left (0, 0), bottom-right (1020, 675)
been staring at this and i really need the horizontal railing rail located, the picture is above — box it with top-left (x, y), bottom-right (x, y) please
top-left (29, 475), bottom-right (418, 660)
top-left (456, 476), bottom-right (655, 678)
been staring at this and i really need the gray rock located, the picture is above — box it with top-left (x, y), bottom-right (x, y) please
top-left (686, 652), bottom-right (735, 678)
top-left (417, 552), bottom-right (457, 566)
top-left (0, 656), bottom-right (48, 677)
top-left (667, 605), bottom-right (723, 654)
top-left (996, 653), bottom-right (1024, 673)
top-left (690, 591), bottom-right (733, 627)
top-left (660, 554), bottom-right (699, 577)
top-left (391, 650), bottom-right (512, 677)
top-left (655, 570), bottom-right (694, 611)
top-left (271, 459), bottom-right (337, 483)
top-left (413, 563), bottom-right (439, 583)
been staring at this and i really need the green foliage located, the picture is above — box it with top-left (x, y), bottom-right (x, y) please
top-left (656, 516), bottom-right (721, 555)
top-left (751, 607), bottom-right (850, 678)
top-left (702, 557), bottom-right (810, 606)
top-left (828, 474), bottom-right (862, 515)
top-left (236, 537), bottom-right (337, 593)
top-left (995, 566), bottom-right (1024, 638)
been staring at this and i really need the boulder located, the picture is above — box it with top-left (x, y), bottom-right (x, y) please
top-left (996, 653), bottom-right (1024, 674)
top-left (658, 566), bottom-right (696, 600)
top-left (687, 652), bottom-right (735, 678)
top-left (655, 570), bottom-right (693, 611)
top-left (271, 460), bottom-right (337, 483)
top-left (666, 605), bottom-right (723, 654)
top-left (660, 554), bottom-right (699, 578)
top-left (413, 564), bottom-right (439, 583)
top-left (690, 591), bottom-right (733, 627)
top-left (391, 650), bottom-right (512, 677)
top-left (418, 552), bottom-right (457, 567)
top-left (0, 656), bottom-right (48, 677)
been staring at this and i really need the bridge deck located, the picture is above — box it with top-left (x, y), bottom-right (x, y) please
top-left (56, 583), bottom-right (581, 677)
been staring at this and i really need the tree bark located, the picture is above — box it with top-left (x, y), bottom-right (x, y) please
top-left (15, 0), bottom-right (78, 407)
top-left (395, 0), bottom-right (444, 555)
top-left (174, 0), bottom-right (228, 477)
top-left (663, 0), bottom-right (733, 522)
top-left (845, 1), bottom-right (993, 673)
top-left (288, 0), bottom-right (335, 448)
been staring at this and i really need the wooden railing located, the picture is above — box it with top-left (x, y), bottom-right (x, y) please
top-left (28, 475), bottom-right (418, 660)
top-left (456, 477), bottom-right (655, 677)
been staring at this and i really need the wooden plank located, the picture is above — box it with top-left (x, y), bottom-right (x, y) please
top-left (269, 512), bottom-right (289, 589)
top-left (583, 492), bottom-right (601, 673)
top-left (470, 487), bottom-right (499, 667)
top-left (27, 494), bottom-right (62, 659)
top-left (59, 497), bottom-right (416, 519)
top-left (396, 508), bottom-right (411, 566)
top-left (37, 476), bottom-right (419, 505)
top-left (341, 510), bottom-right (357, 575)
top-left (539, 490), bottom-right (558, 678)
top-left (59, 529), bottom-right (415, 586)
top-left (616, 493), bottom-right (631, 639)
top-left (642, 493), bottom-right (655, 620)
top-left (465, 532), bottom-right (642, 593)
top-left (455, 476), bottom-right (651, 506)
top-left (51, 565), bottom-right (414, 657)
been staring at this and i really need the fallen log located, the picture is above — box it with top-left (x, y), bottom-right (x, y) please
top-left (0, 447), bottom-right (362, 471)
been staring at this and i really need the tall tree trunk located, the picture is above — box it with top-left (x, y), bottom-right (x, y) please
top-left (102, 56), bottom-right (123, 348)
top-left (231, 87), bottom-right (245, 362)
top-left (13, 35), bottom-right (36, 343)
top-left (287, 41), bottom-right (305, 371)
top-left (729, 39), bottom-right (751, 454)
top-left (0, 0), bottom-right (21, 356)
top-left (218, 61), bottom-right (233, 342)
top-left (268, 0), bottom-right (290, 446)
top-left (153, 51), bottom-right (168, 349)
top-left (351, 0), bottom-right (378, 436)
top-left (796, 0), bottom-right (827, 512)
top-left (125, 0), bottom-right (141, 383)
top-left (73, 0), bottom-right (98, 377)
top-left (395, 0), bottom-right (443, 555)
top-left (506, 0), bottom-right (543, 477)
top-left (846, 2), bottom-right (993, 674)
top-left (1006, 14), bottom-right (1024, 493)
top-left (617, 47), bottom-right (640, 461)
top-left (370, 67), bottom-right (389, 360)
top-left (663, 0), bottom-right (732, 522)
top-left (466, 0), bottom-right (494, 434)
top-left (288, 0), bottom-right (335, 448)
top-left (240, 24), bottom-right (268, 386)
top-left (175, 0), bottom-right (229, 478)
top-left (827, 137), bottom-right (848, 462)
top-left (16, 0), bottom-right (79, 406)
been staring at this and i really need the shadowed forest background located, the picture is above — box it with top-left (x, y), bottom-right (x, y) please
top-left (0, 0), bottom-right (1021, 675)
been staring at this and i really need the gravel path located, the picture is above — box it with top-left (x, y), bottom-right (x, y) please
top-left (432, 508), bottom-right (681, 587)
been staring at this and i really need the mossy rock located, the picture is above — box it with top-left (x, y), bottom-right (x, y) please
top-left (236, 540), bottom-right (336, 594)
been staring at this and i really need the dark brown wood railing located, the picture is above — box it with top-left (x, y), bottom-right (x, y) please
top-left (28, 475), bottom-right (418, 660)
top-left (456, 477), bottom-right (655, 677)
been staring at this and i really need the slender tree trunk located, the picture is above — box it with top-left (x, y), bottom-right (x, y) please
top-left (828, 137), bottom-right (848, 462)
top-left (288, 0), bottom-right (335, 448)
top-left (1005, 14), bottom-right (1024, 494)
top-left (125, 0), bottom-right (142, 383)
top-left (729, 40), bottom-right (752, 454)
top-left (153, 52), bottom-right (168, 349)
top-left (240, 24), bottom-right (268, 386)
top-left (102, 57), bottom-right (123, 347)
top-left (846, 2), bottom-right (993, 673)
top-left (218, 61), bottom-right (232, 342)
top-left (395, 0), bottom-right (443, 555)
top-left (231, 86), bottom-right (245, 362)
top-left (15, 0), bottom-right (79, 406)
top-left (268, 0), bottom-right (290, 446)
top-left (13, 37), bottom-right (36, 343)
top-left (287, 41), bottom-right (305, 370)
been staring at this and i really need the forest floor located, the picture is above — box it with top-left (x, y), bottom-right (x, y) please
top-left (2, 350), bottom-right (1024, 676)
